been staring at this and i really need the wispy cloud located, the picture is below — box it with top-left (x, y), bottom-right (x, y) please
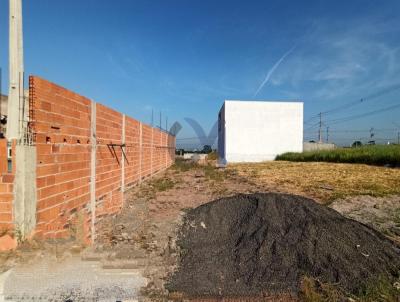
top-left (270, 17), bottom-right (400, 102)
top-left (254, 46), bottom-right (295, 97)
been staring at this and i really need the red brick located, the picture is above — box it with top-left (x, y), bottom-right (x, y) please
top-left (0, 213), bottom-right (12, 222)
top-left (0, 203), bottom-right (12, 212)
top-left (1, 175), bottom-right (14, 183)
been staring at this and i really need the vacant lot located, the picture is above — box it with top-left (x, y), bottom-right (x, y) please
top-left (232, 161), bottom-right (400, 202)
top-left (276, 145), bottom-right (400, 166)
top-left (93, 159), bottom-right (400, 300)
top-left (2, 159), bottom-right (399, 301)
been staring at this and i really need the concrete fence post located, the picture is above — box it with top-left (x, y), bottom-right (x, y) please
top-left (13, 144), bottom-right (37, 238)
top-left (165, 133), bottom-right (167, 169)
top-left (139, 122), bottom-right (142, 183)
top-left (90, 101), bottom-right (96, 243)
top-left (150, 128), bottom-right (153, 174)
top-left (121, 114), bottom-right (125, 193)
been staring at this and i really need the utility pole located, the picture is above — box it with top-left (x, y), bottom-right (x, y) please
top-left (151, 108), bottom-right (154, 126)
top-left (7, 0), bottom-right (24, 140)
top-left (392, 123), bottom-right (400, 145)
top-left (326, 126), bottom-right (329, 143)
top-left (8, 0), bottom-right (38, 240)
top-left (165, 117), bottom-right (168, 133)
top-left (159, 111), bottom-right (162, 130)
top-left (318, 112), bottom-right (322, 143)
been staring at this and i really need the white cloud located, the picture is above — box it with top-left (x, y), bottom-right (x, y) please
top-left (271, 17), bottom-right (400, 101)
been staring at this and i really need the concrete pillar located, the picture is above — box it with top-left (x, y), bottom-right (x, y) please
top-left (121, 114), bottom-right (125, 193)
top-left (150, 128), bottom-right (153, 174)
top-left (165, 133), bottom-right (167, 168)
top-left (139, 122), bottom-right (142, 183)
top-left (90, 101), bottom-right (96, 242)
top-left (13, 145), bottom-right (36, 238)
top-left (7, 0), bottom-right (24, 140)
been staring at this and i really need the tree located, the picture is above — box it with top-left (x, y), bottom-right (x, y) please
top-left (202, 145), bottom-right (212, 153)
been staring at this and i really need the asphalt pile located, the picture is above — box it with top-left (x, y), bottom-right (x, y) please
top-left (167, 193), bottom-right (400, 297)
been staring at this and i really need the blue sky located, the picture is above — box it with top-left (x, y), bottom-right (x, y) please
top-left (1, 0), bottom-right (400, 148)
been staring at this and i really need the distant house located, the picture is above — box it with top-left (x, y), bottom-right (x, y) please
top-left (0, 91), bottom-right (29, 139)
top-left (218, 100), bottom-right (303, 164)
top-left (0, 95), bottom-right (8, 138)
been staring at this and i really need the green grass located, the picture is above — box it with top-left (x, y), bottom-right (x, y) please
top-left (276, 145), bottom-right (400, 166)
top-left (300, 276), bottom-right (400, 302)
top-left (357, 277), bottom-right (400, 302)
top-left (150, 178), bottom-right (175, 192)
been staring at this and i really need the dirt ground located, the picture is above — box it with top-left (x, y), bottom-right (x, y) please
top-left (1, 159), bottom-right (399, 301)
top-left (94, 159), bottom-right (400, 300)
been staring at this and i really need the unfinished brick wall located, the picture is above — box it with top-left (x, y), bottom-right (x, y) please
top-left (30, 77), bottom-right (92, 239)
top-left (29, 76), bottom-right (175, 241)
top-left (124, 117), bottom-right (141, 187)
top-left (95, 104), bottom-right (123, 219)
top-left (0, 139), bottom-right (14, 232)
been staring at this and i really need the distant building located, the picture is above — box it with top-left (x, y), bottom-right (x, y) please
top-left (0, 91), bottom-right (29, 139)
top-left (218, 100), bottom-right (303, 164)
top-left (0, 95), bottom-right (8, 138)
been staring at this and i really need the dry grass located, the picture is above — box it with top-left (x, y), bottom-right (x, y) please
top-left (299, 277), bottom-right (343, 302)
top-left (230, 161), bottom-right (400, 203)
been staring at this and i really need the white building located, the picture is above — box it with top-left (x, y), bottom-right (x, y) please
top-left (218, 100), bottom-right (303, 163)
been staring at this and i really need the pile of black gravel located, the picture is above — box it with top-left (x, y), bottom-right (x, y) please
top-left (167, 193), bottom-right (400, 298)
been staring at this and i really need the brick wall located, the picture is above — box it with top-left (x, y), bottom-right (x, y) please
top-left (30, 77), bottom-right (92, 239)
top-left (95, 104), bottom-right (123, 219)
top-left (124, 117), bottom-right (141, 187)
top-left (0, 139), bottom-right (14, 232)
top-left (29, 76), bottom-right (175, 241)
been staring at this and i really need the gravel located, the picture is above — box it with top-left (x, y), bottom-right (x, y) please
top-left (167, 193), bottom-right (400, 298)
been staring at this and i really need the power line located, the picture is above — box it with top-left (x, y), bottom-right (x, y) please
top-left (303, 83), bottom-right (400, 124)
top-left (304, 128), bottom-right (397, 133)
top-left (325, 103), bottom-right (400, 125)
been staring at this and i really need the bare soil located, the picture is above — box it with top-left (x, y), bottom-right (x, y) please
top-left (1, 160), bottom-right (399, 301)
top-left (94, 160), bottom-right (400, 301)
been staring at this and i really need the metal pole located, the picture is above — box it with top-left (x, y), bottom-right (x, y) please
top-left (159, 111), bottom-right (162, 130)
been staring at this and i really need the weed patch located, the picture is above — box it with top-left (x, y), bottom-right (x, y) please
top-left (172, 158), bottom-right (198, 172)
top-left (151, 178), bottom-right (175, 192)
top-left (276, 145), bottom-right (400, 166)
top-left (357, 277), bottom-right (400, 302)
